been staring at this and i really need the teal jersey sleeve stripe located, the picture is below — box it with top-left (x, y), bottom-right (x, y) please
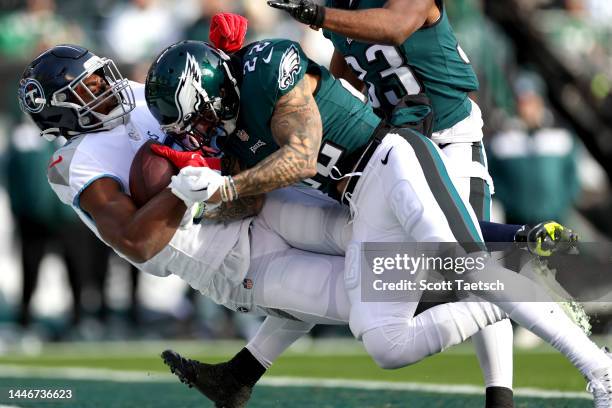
top-left (398, 130), bottom-right (486, 253)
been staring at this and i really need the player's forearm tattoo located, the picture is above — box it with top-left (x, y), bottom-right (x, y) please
top-left (204, 195), bottom-right (264, 222)
top-left (233, 77), bottom-right (322, 197)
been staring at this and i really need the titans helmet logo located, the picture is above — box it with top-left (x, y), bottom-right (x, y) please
top-left (18, 79), bottom-right (46, 114)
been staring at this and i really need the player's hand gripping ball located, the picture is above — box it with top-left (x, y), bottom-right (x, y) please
top-left (151, 145), bottom-right (221, 170)
top-left (169, 167), bottom-right (225, 208)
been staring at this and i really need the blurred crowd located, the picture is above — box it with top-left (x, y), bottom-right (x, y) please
top-left (0, 0), bottom-right (610, 347)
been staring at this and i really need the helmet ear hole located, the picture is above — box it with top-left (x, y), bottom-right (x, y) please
top-left (56, 92), bottom-right (68, 103)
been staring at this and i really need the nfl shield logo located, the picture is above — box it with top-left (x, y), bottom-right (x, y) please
top-left (236, 129), bottom-right (249, 142)
top-left (243, 279), bottom-right (253, 289)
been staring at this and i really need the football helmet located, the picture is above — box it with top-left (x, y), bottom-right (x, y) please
top-left (145, 40), bottom-right (240, 155)
top-left (18, 44), bottom-right (135, 140)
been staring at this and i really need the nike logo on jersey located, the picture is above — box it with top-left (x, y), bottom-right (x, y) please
top-left (262, 47), bottom-right (274, 64)
top-left (147, 131), bottom-right (160, 141)
top-left (48, 155), bottom-right (63, 169)
top-left (381, 147), bottom-right (393, 165)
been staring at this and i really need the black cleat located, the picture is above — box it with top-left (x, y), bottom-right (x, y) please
top-left (485, 386), bottom-right (514, 408)
top-left (161, 349), bottom-right (253, 408)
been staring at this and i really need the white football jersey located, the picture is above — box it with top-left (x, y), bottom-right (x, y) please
top-left (47, 82), bottom-right (253, 310)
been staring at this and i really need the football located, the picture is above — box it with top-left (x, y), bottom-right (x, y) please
top-left (129, 140), bottom-right (177, 207)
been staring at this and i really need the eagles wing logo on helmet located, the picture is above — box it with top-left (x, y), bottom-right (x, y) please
top-left (18, 79), bottom-right (46, 114)
top-left (278, 45), bottom-right (302, 91)
top-left (174, 53), bottom-right (208, 128)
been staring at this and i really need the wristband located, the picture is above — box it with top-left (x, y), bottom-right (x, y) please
top-left (220, 177), bottom-right (229, 202)
top-left (228, 176), bottom-right (238, 201)
top-left (312, 5), bottom-right (325, 29)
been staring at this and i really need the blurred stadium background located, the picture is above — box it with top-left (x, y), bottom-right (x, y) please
top-left (0, 0), bottom-right (611, 406)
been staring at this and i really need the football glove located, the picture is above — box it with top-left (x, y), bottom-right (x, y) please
top-left (210, 13), bottom-right (248, 53)
top-left (151, 145), bottom-right (221, 170)
top-left (267, 0), bottom-right (326, 28)
top-left (515, 221), bottom-right (579, 257)
top-left (169, 167), bottom-right (225, 209)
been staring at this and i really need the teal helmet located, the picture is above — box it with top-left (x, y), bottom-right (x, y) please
top-left (145, 40), bottom-right (240, 153)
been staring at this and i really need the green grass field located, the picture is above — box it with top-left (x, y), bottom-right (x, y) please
top-left (0, 340), bottom-right (595, 407)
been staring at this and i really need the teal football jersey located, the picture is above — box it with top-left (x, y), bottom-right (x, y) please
top-left (323, 0), bottom-right (479, 132)
top-left (227, 39), bottom-right (381, 193)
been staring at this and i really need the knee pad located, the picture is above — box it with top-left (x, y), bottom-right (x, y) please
top-left (362, 328), bottom-right (404, 369)
top-left (361, 324), bottom-right (424, 370)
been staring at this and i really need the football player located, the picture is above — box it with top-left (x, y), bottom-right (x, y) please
top-left (203, 4), bottom-right (553, 404)
top-left (18, 45), bottom-right (544, 408)
top-left (265, 0), bottom-right (528, 240)
top-left (263, 2), bottom-right (517, 404)
top-left (145, 39), bottom-right (611, 407)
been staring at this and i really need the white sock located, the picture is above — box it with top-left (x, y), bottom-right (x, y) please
top-left (472, 318), bottom-right (514, 389)
top-left (246, 316), bottom-right (314, 369)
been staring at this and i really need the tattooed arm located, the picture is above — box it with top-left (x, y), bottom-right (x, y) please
top-left (231, 74), bottom-right (322, 197)
top-left (204, 154), bottom-right (266, 222)
top-left (204, 195), bottom-right (265, 222)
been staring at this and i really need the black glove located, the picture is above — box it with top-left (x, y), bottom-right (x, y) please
top-left (267, 0), bottom-right (326, 28)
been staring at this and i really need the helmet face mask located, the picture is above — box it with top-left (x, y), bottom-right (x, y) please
top-left (145, 41), bottom-right (240, 154)
top-left (164, 113), bottom-right (230, 158)
top-left (52, 56), bottom-right (135, 130)
top-left (18, 45), bottom-right (136, 140)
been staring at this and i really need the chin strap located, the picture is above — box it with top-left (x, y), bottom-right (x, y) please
top-left (41, 105), bottom-right (130, 142)
top-left (40, 128), bottom-right (61, 141)
top-left (91, 104), bottom-right (131, 131)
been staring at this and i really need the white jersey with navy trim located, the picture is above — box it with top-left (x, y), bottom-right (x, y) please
top-left (46, 82), bottom-right (253, 309)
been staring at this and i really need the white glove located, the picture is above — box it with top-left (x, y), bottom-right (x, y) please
top-left (169, 166), bottom-right (225, 207)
